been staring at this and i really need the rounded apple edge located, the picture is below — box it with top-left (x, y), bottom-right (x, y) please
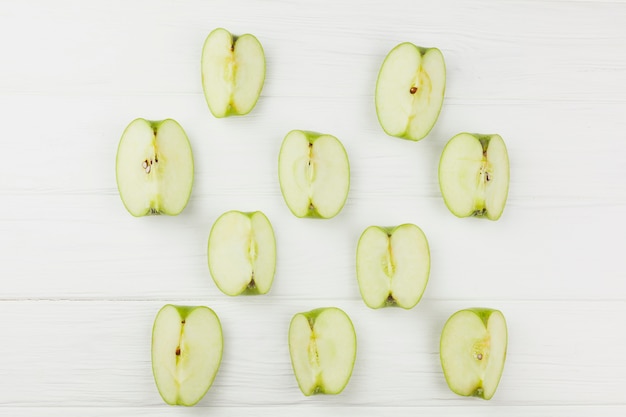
top-left (486, 134), bottom-right (510, 221)
top-left (206, 210), bottom-right (276, 296)
top-left (200, 28), bottom-right (266, 118)
top-left (160, 118), bottom-right (195, 217)
top-left (437, 133), bottom-right (509, 220)
top-left (374, 43), bottom-right (446, 141)
top-left (397, 223), bottom-right (431, 310)
top-left (277, 130), bottom-right (351, 220)
top-left (287, 307), bottom-right (357, 396)
top-left (439, 308), bottom-right (508, 400)
top-left (355, 224), bottom-right (431, 310)
top-left (116, 117), bottom-right (149, 217)
top-left (115, 118), bottom-right (194, 217)
top-left (151, 304), bottom-right (224, 406)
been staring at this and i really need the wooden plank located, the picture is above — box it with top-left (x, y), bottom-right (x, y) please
top-left (0, 300), bottom-right (623, 407)
top-left (0, 1), bottom-right (625, 100)
top-left (4, 406), bottom-right (626, 417)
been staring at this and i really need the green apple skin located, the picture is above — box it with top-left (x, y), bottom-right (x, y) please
top-left (375, 42), bottom-right (446, 141)
top-left (201, 28), bottom-right (265, 118)
top-left (438, 133), bottom-right (510, 221)
top-left (115, 118), bottom-right (194, 217)
top-left (356, 224), bottom-right (430, 309)
top-left (288, 307), bottom-right (357, 396)
top-left (440, 308), bottom-right (508, 400)
top-left (278, 130), bottom-right (350, 219)
top-left (151, 305), bottom-right (223, 406)
top-left (207, 210), bottom-right (276, 296)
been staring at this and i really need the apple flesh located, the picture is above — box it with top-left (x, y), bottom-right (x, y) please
top-left (356, 224), bottom-right (430, 309)
top-left (375, 43), bottom-right (446, 141)
top-left (207, 210), bottom-right (276, 296)
top-left (440, 308), bottom-right (507, 400)
top-left (439, 133), bottom-right (510, 220)
top-left (288, 307), bottom-right (356, 395)
top-left (278, 130), bottom-right (350, 219)
top-left (151, 305), bottom-right (223, 406)
top-left (201, 28), bottom-right (265, 118)
top-left (115, 118), bottom-right (194, 217)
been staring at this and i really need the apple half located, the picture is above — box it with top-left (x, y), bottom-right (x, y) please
top-left (375, 42), bottom-right (446, 141)
top-left (288, 307), bottom-right (357, 396)
top-left (439, 133), bottom-right (510, 220)
top-left (207, 210), bottom-right (276, 296)
top-left (201, 28), bottom-right (265, 118)
top-left (356, 224), bottom-right (430, 309)
top-left (278, 130), bottom-right (350, 219)
top-left (440, 308), bottom-right (507, 400)
top-left (115, 118), bottom-right (194, 217)
top-left (151, 305), bottom-right (223, 406)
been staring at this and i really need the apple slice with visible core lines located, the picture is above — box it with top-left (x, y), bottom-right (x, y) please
top-left (278, 130), bottom-right (350, 219)
top-left (356, 224), bottom-right (430, 309)
top-left (207, 210), bottom-right (276, 296)
top-left (439, 133), bottom-right (510, 220)
top-left (440, 308), bottom-right (507, 400)
top-left (201, 28), bottom-right (265, 118)
top-left (116, 118), bottom-right (194, 217)
top-left (151, 305), bottom-right (223, 406)
top-left (375, 42), bottom-right (446, 141)
top-left (288, 307), bottom-right (356, 396)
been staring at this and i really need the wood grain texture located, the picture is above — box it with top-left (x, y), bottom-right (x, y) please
top-left (0, 300), bottom-right (624, 408)
top-left (0, 0), bottom-right (625, 415)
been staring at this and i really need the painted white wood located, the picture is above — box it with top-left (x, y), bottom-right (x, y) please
top-left (0, 300), bottom-right (624, 408)
top-left (0, 0), bottom-right (625, 414)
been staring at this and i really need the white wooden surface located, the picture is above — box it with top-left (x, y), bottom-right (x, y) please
top-left (1, 0), bottom-right (625, 415)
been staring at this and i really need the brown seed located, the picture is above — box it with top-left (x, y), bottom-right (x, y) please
top-left (410, 86), bottom-right (418, 94)
top-left (477, 353), bottom-right (483, 360)
top-left (175, 347), bottom-right (181, 356)
top-left (486, 173), bottom-right (491, 182)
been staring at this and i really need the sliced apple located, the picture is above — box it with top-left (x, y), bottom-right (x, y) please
top-left (201, 27), bottom-right (265, 118)
top-left (440, 308), bottom-right (507, 400)
top-left (278, 130), bottom-right (350, 219)
top-left (439, 133), bottom-right (510, 220)
top-left (356, 223), bottom-right (430, 309)
top-left (115, 118), bottom-right (194, 217)
top-left (207, 210), bottom-right (276, 296)
top-left (151, 304), bottom-right (223, 406)
top-left (375, 42), bottom-right (446, 141)
top-left (288, 307), bottom-right (357, 396)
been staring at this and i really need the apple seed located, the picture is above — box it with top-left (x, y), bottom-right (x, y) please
top-left (409, 86), bottom-right (418, 94)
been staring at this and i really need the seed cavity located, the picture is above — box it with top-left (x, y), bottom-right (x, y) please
top-left (477, 353), bottom-right (483, 360)
top-left (410, 86), bottom-right (418, 94)
top-left (145, 165), bottom-right (151, 174)
top-left (486, 172), bottom-right (491, 182)
top-left (247, 278), bottom-right (256, 290)
top-left (142, 160), bottom-right (148, 169)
